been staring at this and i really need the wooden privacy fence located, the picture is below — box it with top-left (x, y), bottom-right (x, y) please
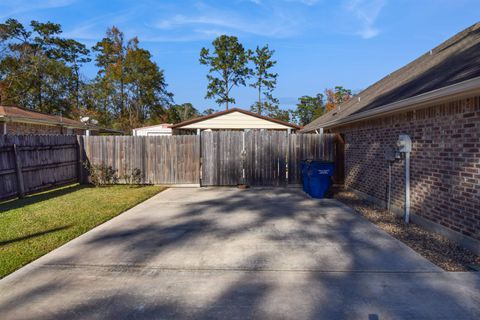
top-left (201, 131), bottom-right (337, 186)
top-left (0, 135), bottom-right (79, 200)
top-left (80, 135), bottom-right (200, 185)
top-left (0, 132), bottom-right (340, 199)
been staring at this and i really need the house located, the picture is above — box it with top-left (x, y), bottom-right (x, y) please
top-left (170, 108), bottom-right (300, 134)
top-left (0, 105), bottom-right (120, 135)
top-left (132, 123), bottom-right (172, 136)
top-left (302, 23), bottom-right (480, 254)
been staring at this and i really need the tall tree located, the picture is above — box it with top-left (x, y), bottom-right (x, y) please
top-left (93, 26), bottom-right (172, 130)
top-left (199, 35), bottom-right (250, 110)
top-left (58, 39), bottom-right (90, 110)
top-left (93, 26), bottom-right (127, 123)
top-left (292, 94), bottom-right (325, 126)
top-left (324, 86), bottom-right (352, 111)
top-left (0, 19), bottom-right (89, 115)
top-left (249, 45), bottom-right (278, 115)
top-left (202, 108), bottom-right (217, 115)
top-left (166, 103), bottom-right (199, 124)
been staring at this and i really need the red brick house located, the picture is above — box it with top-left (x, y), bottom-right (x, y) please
top-left (302, 23), bottom-right (480, 253)
top-left (0, 105), bottom-right (119, 135)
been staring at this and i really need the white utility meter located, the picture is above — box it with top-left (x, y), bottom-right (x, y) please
top-left (397, 134), bottom-right (412, 153)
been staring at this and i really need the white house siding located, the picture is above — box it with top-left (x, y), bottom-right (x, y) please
top-left (177, 111), bottom-right (291, 130)
top-left (133, 125), bottom-right (172, 136)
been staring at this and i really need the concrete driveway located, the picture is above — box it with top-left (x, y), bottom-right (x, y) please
top-left (0, 187), bottom-right (479, 319)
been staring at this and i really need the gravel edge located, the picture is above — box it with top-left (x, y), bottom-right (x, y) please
top-left (333, 190), bottom-right (480, 272)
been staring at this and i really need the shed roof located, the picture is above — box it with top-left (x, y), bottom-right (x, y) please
top-left (302, 22), bottom-right (480, 132)
top-left (133, 123), bottom-right (172, 130)
top-left (170, 108), bottom-right (300, 130)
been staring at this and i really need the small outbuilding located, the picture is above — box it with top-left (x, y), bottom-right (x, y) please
top-left (170, 108), bottom-right (300, 134)
top-left (132, 123), bottom-right (172, 136)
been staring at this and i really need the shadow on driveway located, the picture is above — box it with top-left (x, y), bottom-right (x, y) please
top-left (0, 187), bottom-right (479, 319)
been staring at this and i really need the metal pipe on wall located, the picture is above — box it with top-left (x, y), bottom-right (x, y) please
top-left (404, 151), bottom-right (411, 223)
top-left (397, 134), bottom-right (412, 224)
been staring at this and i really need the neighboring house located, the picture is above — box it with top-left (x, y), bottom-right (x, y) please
top-left (132, 123), bottom-right (172, 136)
top-left (0, 105), bottom-right (120, 135)
top-left (302, 23), bottom-right (480, 253)
top-left (170, 108), bottom-right (300, 134)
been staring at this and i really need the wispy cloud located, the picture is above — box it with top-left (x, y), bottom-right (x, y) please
top-left (251, 0), bottom-right (320, 5)
top-left (0, 0), bottom-right (77, 19)
top-left (153, 3), bottom-right (302, 40)
top-left (285, 0), bottom-right (320, 5)
top-left (345, 0), bottom-right (385, 39)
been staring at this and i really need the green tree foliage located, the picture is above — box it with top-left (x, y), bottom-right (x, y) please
top-left (289, 86), bottom-right (352, 126)
top-left (291, 94), bottom-right (325, 126)
top-left (0, 19), bottom-right (90, 115)
top-left (267, 107), bottom-right (291, 122)
top-left (199, 35), bottom-right (250, 110)
top-left (93, 27), bottom-right (172, 130)
top-left (249, 45), bottom-right (278, 115)
top-left (325, 86), bottom-right (352, 111)
top-left (167, 103), bottom-right (199, 124)
top-left (202, 108), bottom-right (217, 115)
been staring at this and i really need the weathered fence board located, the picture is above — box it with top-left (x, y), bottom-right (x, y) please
top-left (0, 132), bottom-right (339, 199)
top-left (201, 131), bottom-right (337, 187)
top-left (82, 136), bottom-right (201, 185)
top-left (288, 133), bottom-right (336, 184)
top-left (245, 131), bottom-right (288, 186)
top-left (201, 131), bottom-right (243, 186)
top-left (0, 135), bottom-right (79, 200)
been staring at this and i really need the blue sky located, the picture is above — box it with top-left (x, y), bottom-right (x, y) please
top-left (1, 0), bottom-right (478, 112)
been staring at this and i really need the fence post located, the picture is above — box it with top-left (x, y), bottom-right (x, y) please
top-left (13, 143), bottom-right (25, 198)
top-left (76, 135), bottom-right (87, 184)
top-left (198, 133), bottom-right (202, 186)
top-left (334, 134), bottom-right (345, 184)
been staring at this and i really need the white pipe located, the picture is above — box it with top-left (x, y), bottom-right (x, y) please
top-left (404, 151), bottom-right (411, 223)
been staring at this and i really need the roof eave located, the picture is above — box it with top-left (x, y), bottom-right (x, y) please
top-left (0, 115), bottom-right (87, 129)
top-left (171, 108), bottom-right (300, 129)
top-left (311, 76), bottom-right (480, 130)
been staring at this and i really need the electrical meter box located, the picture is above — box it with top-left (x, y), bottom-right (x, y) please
top-left (397, 134), bottom-right (412, 153)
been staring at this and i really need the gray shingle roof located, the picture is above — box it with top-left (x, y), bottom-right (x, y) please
top-left (302, 22), bottom-right (480, 132)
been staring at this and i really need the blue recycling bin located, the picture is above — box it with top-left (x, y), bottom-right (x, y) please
top-left (307, 161), bottom-right (335, 198)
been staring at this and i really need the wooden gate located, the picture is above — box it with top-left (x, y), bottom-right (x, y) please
top-left (201, 131), bottom-right (243, 186)
top-left (200, 131), bottom-right (337, 186)
top-left (244, 131), bottom-right (288, 186)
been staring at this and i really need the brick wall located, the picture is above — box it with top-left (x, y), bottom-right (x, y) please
top-left (333, 95), bottom-right (480, 241)
top-left (5, 122), bottom-right (85, 135)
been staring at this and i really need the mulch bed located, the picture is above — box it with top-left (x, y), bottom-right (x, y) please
top-left (332, 189), bottom-right (480, 272)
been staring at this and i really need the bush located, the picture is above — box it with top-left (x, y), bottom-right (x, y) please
top-left (83, 163), bottom-right (144, 187)
top-left (121, 167), bottom-right (143, 185)
top-left (83, 162), bottom-right (119, 187)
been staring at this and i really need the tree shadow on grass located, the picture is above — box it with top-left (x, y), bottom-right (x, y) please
top-left (0, 185), bottom-right (86, 213)
top-left (0, 225), bottom-right (72, 246)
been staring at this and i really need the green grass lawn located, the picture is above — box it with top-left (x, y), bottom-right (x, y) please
top-left (0, 184), bottom-right (165, 278)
